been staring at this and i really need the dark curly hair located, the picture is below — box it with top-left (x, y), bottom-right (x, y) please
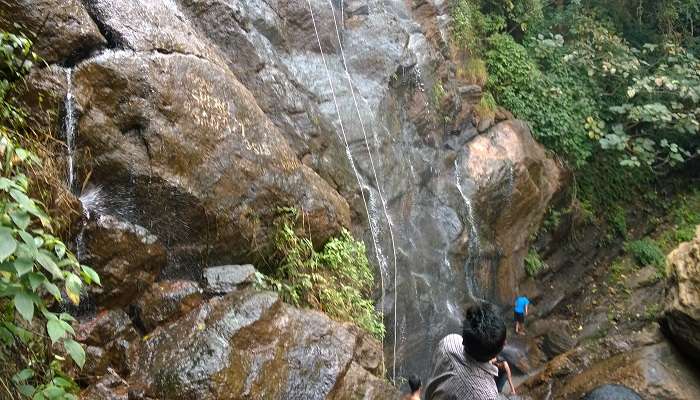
top-left (462, 302), bottom-right (506, 362)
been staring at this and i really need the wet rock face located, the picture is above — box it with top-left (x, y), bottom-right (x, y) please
top-left (202, 264), bottom-right (257, 295)
top-left (127, 289), bottom-right (397, 399)
top-left (83, 0), bottom-right (224, 64)
top-left (136, 280), bottom-right (203, 332)
top-left (0, 0), bottom-right (106, 64)
top-left (82, 214), bottom-right (167, 307)
top-left (73, 50), bottom-right (350, 274)
top-left (75, 309), bottom-right (139, 381)
top-left (662, 226), bottom-right (700, 363)
top-left (462, 120), bottom-right (564, 303)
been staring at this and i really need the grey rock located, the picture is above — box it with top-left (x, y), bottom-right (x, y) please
top-left (0, 0), bottom-right (106, 64)
top-left (583, 384), bottom-right (642, 400)
top-left (137, 280), bottom-right (203, 332)
top-left (202, 264), bottom-right (257, 294)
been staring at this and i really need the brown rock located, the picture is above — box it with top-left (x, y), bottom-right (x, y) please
top-left (557, 342), bottom-right (700, 400)
top-left (75, 309), bottom-right (139, 381)
top-left (0, 0), bottom-right (105, 64)
top-left (126, 289), bottom-right (398, 399)
top-left (136, 280), bottom-right (203, 332)
top-left (662, 226), bottom-right (700, 363)
top-left (73, 51), bottom-right (350, 273)
top-left (82, 214), bottom-right (167, 308)
top-left (461, 120), bottom-right (564, 303)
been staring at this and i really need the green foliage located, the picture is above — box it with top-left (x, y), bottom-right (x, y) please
top-left (609, 206), bottom-right (628, 238)
top-left (258, 211), bottom-right (384, 339)
top-left (625, 238), bottom-right (666, 270)
top-left (524, 248), bottom-right (546, 277)
top-left (485, 33), bottom-right (598, 166)
top-left (0, 32), bottom-right (97, 400)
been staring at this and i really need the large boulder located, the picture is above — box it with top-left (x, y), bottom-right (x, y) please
top-left (72, 51), bottom-right (350, 273)
top-left (0, 0), bottom-right (105, 64)
top-left (81, 214), bottom-right (167, 307)
top-left (662, 226), bottom-right (700, 363)
top-left (556, 341), bottom-right (700, 400)
top-left (583, 384), bottom-right (642, 400)
top-left (460, 120), bottom-right (564, 303)
top-left (136, 280), bottom-right (203, 332)
top-left (126, 289), bottom-right (398, 399)
top-left (83, 0), bottom-right (224, 65)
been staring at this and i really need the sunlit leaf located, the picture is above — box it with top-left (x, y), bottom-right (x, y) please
top-left (14, 291), bottom-right (34, 321)
top-left (64, 339), bottom-right (85, 368)
top-left (0, 227), bottom-right (17, 262)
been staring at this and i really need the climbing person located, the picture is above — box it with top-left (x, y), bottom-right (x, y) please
top-left (491, 356), bottom-right (516, 395)
top-left (424, 301), bottom-right (507, 400)
top-left (514, 295), bottom-right (529, 335)
top-left (401, 375), bottom-right (421, 400)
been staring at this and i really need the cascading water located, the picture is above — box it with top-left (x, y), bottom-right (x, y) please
top-left (63, 69), bottom-right (77, 194)
top-left (454, 159), bottom-right (481, 300)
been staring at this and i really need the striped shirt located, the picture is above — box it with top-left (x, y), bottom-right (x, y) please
top-left (424, 334), bottom-right (500, 400)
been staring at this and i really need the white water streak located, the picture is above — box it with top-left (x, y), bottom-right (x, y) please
top-left (305, 0), bottom-right (389, 371)
top-left (64, 69), bottom-right (77, 192)
top-left (326, 0), bottom-right (400, 381)
top-left (454, 159), bottom-right (480, 299)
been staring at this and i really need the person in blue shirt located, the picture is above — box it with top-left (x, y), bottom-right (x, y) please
top-left (514, 295), bottom-right (529, 335)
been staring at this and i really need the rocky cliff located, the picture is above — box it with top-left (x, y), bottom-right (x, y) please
top-left (2, 0), bottom-right (563, 395)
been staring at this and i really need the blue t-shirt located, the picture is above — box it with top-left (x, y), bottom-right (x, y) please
top-left (514, 296), bottom-right (529, 314)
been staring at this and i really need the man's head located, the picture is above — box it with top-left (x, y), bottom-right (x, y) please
top-left (408, 375), bottom-right (421, 393)
top-left (462, 302), bottom-right (506, 362)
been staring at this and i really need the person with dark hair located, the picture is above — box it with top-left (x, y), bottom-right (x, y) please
top-left (424, 302), bottom-right (507, 400)
top-left (401, 375), bottom-right (422, 400)
top-left (491, 356), bottom-right (516, 395)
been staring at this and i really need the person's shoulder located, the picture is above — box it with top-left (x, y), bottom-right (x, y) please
top-left (438, 334), bottom-right (463, 353)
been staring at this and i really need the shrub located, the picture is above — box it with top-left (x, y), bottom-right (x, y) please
top-left (258, 210), bottom-right (384, 339)
top-left (524, 248), bottom-right (546, 277)
top-left (0, 32), bottom-right (99, 400)
top-left (625, 238), bottom-right (666, 269)
top-left (457, 58), bottom-right (488, 86)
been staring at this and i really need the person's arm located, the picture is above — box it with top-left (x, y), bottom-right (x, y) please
top-left (524, 303), bottom-right (528, 316)
top-left (504, 361), bottom-right (516, 395)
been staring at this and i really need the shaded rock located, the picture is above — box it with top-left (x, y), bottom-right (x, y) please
top-left (12, 65), bottom-right (68, 133)
top-left (75, 310), bottom-right (139, 380)
top-left (80, 369), bottom-right (155, 400)
top-left (477, 115), bottom-right (494, 133)
top-left (501, 335), bottom-right (545, 374)
top-left (202, 265), bottom-right (256, 295)
top-left (583, 384), bottom-right (642, 400)
top-left (542, 322), bottom-right (575, 359)
top-left (326, 362), bottom-right (396, 399)
top-left (84, 0), bottom-right (223, 64)
top-left (557, 341), bottom-right (700, 400)
top-left (628, 265), bottom-right (659, 289)
top-left (136, 280), bottom-right (203, 332)
top-left (127, 289), bottom-right (397, 399)
top-left (461, 120), bottom-right (564, 303)
top-left (662, 226), bottom-right (700, 363)
top-left (82, 214), bottom-right (167, 307)
top-left (73, 51), bottom-right (350, 274)
top-left (0, 0), bottom-right (105, 64)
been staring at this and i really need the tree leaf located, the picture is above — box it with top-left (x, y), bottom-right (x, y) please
top-left (64, 273), bottom-right (82, 305)
top-left (14, 291), bottom-right (34, 321)
top-left (10, 209), bottom-right (30, 230)
top-left (36, 250), bottom-right (62, 280)
top-left (46, 319), bottom-right (66, 344)
top-left (64, 339), bottom-right (85, 368)
top-left (18, 384), bottom-right (35, 397)
top-left (14, 256), bottom-right (33, 276)
top-left (12, 368), bottom-right (34, 382)
top-left (26, 272), bottom-right (45, 291)
top-left (80, 265), bottom-right (100, 286)
top-left (43, 281), bottom-right (61, 300)
top-left (0, 227), bottom-right (17, 262)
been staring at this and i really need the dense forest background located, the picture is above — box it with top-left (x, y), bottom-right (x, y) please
top-left (450, 0), bottom-right (699, 226)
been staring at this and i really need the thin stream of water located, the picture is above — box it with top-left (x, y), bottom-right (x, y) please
top-left (454, 159), bottom-right (481, 300)
top-left (325, 0), bottom-right (401, 380)
top-left (64, 69), bottom-right (77, 193)
top-left (304, 0), bottom-right (390, 372)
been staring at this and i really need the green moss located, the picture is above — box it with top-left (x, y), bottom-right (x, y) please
top-left (524, 248), bottom-right (546, 277)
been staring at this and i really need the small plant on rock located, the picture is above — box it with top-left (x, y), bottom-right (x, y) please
top-left (625, 238), bottom-right (666, 271)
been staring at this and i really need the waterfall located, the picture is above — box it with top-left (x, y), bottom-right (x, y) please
top-left (454, 159), bottom-right (481, 299)
top-left (63, 69), bottom-right (77, 193)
